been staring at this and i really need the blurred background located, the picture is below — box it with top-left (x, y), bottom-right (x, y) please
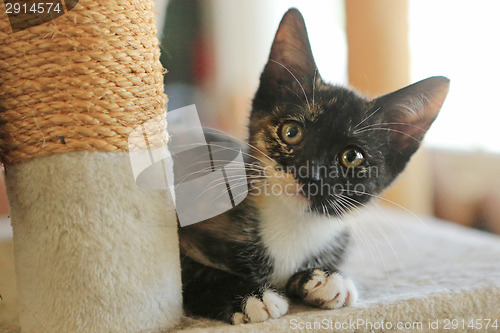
top-left (1, 0), bottom-right (499, 236)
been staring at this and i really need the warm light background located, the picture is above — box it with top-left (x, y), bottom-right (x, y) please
top-left (1, 0), bottom-right (499, 234)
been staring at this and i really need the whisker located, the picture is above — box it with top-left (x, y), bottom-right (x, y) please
top-left (269, 59), bottom-right (311, 110)
top-left (232, 183), bottom-right (258, 202)
top-left (326, 198), bottom-right (366, 265)
top-left (171, 141), bottom-right (272, 166)
top-left (354, 122), bottom-right (427, 134)
top-left (336, 195), bottom-right (408, 272)
top-left (283, 101), bottom-right (307, 110)
top-left (353, 127), bottom-right (423, 143)
top-left (337, 194), bottom-right (415, 251)
top-left (173, 163), bottom-right (266, 188)
top-left (336, 189), bottom-right (427, 228)
top-left (335, 198), bottom-right (395, 287)
top-left (284, 86), bottom-right (307, 105)
top-left (326, 198), bottom-right (343, 221)
top-left (312, 68), bottom-right (318, 108)
top-left (209, 179), bottom-right (259, 204)
top-left (190, 178), bottom-right (253, 204)
top-left (179, 159), bottom-right (266, 173)
top-left (353, 107), bottom-right (381, 130)
top-left (327, 198), bottom-right (372, 266)
top-left (202, 127), bottom-right (276, 163)
top-left (321, 202), bottom-right (327, 216)
top-left (177, 172), bottom-right (266, 191)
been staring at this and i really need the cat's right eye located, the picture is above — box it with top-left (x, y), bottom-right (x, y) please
top-left (340, 147), bottom-right (365, 168)
top-left (279, 121), bottom-right (304, 145)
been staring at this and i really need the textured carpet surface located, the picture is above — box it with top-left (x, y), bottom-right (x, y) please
top-left (2, 209), bottom-right (500, 332)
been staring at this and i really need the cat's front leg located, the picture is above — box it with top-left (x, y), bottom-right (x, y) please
top-left (285, 269), bottom-right (358, 309)
top-left (181, 257), bottom-right (288, 324)
top-left (230, 287), bottom-right (289, 324)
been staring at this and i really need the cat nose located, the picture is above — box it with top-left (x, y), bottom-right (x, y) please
top-left (294, 161), bottom-right (326, 183)
top-left (312, 168), bottom-right (321, 181)
top-left (298, 176), bottom-right (325, 199)
top-left (297, 169), bottom-right (324, 187)
top-left (309, 162), bottom-right (327, 181)
top-left (294, 159), bottom-right (328, 186)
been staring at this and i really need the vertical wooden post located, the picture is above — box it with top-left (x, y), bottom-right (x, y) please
top-left (345, 0), bottom-right (433, 214)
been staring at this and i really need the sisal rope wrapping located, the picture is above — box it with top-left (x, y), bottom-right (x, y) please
top-left (0, 0), bottom-right (168, 165)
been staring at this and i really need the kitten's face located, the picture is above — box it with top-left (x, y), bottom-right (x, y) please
top-left (251, 84), bottom-right (385, 214)
top-left (249, 9), bottom-right (449, 215)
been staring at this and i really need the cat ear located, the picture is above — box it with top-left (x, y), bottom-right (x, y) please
top-left (373, 76), bottom-right (450, 169)
top-left (259, 8), bottom-right (319, 95)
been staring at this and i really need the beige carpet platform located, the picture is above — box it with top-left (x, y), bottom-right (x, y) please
top-left (1, 209), bottom-right (500, 332)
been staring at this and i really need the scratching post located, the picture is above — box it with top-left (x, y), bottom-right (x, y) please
top-left (0, 1), bottom-right (182, 332)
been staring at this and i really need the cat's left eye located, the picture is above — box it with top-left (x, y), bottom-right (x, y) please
top-left (340, 147), bottom-right (365, 168)
top-left (279, 121), bottom-right (304, 145)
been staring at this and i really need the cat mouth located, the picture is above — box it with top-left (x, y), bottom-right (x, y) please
top-left (282, 183), bottom-right (309, 202)
top-left (307, 199), bottom-right (346, 217)
top-left (267, 177), bottom-right (310, 207)
top-left (297, 181), bottom-right (353, 216)
top-left (274, 180), bottom-right (341, 215)
top-left (298, 180), bottom-right (331, 200)
top-left (266, 173), bottom-right (359, 214)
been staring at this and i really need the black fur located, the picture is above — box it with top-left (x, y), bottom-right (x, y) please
top-left (178, 8), bottom-right (449, 323)
top-left (181, 256), bottom-right (265, 322)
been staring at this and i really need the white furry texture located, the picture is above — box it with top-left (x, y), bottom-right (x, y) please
top-left (262, 290), bottom-right (289, 319)
top-left (231, 291), bottom-right (289, 324)
top-left (258, 194), bottom-right (345, 288)
top-left (244, 297), bottom-right (269, 323)
top-left (302, 270), bottom-right (357, 308)
top-left (4, 151), bottom-right (182, 333)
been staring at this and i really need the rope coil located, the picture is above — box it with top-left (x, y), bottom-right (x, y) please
top-left (0, 0), bottom-right (167, 165)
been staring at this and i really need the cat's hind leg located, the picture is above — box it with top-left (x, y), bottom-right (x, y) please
top-left (181, 257), bottom-right (288, 324)
top-left (286, 269), bottom-right (358, 309)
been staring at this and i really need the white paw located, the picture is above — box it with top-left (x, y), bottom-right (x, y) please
top-left (303, 270), bottom-right (358, 309)
top-left (231, 291), bottom-right (289, 324)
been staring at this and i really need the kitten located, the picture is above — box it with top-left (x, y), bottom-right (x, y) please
top-left (178, 8), bottom-right (449, 324)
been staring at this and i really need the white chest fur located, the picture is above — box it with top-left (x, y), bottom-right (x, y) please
top-left (258, 196), bottom-right (345, 289)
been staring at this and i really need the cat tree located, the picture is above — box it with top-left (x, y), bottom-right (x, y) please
top-left (0, 0), bottom-right (181, 332)
top-left (2, 1), bottom-right (500, 332)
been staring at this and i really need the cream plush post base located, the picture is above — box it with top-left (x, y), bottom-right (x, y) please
top-left (6, 151), bottom-right (181, 332)
top-left (2, 207), bottom-right (500, 332)
top-left (0, 0), bottom-right (181, 330)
